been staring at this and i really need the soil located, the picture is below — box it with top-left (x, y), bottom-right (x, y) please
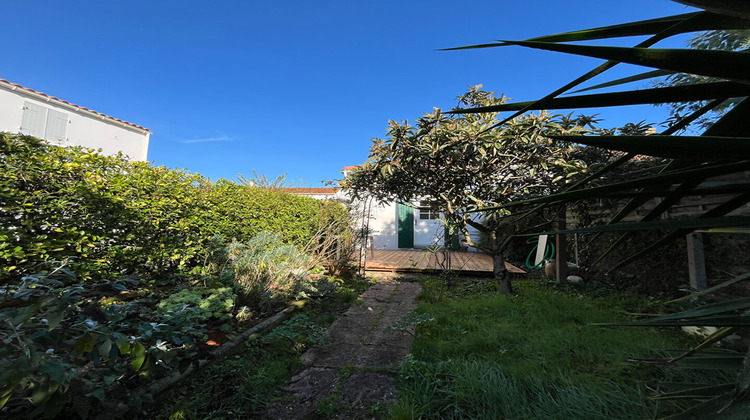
top-left (265, 274), bottom-right (422, 419)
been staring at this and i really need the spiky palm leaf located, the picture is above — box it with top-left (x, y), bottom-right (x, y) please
top-left (450, 1), bottom-right (750, 416)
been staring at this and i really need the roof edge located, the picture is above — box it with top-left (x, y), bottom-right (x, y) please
top-left (0, 79), bottom-right (151, 133)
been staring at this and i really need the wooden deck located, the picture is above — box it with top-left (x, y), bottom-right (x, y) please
top-left (358, 249), bottom-right (526, 275)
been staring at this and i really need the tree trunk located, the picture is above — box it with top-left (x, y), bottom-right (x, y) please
top-left (492, 251), bottom-right (512, 294)
top-left (458, 215), bottom-right (512, 293)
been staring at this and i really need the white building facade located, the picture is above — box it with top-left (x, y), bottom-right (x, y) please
top-left (286, 167), bottom-right (482, 251)
top-left (0, 79), bottom-right (150, 161)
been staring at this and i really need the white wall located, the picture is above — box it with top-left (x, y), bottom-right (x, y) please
top-left (0, 82), bottom-right (150, 161)
top-left (367, 201), bottom-right (398, 249)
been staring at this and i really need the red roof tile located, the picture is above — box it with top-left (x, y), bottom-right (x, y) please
top-left (0, 79), bottom-right (151, 132)
top-left (341, 165), bottom-right (361, 171)
top-left (281, 187), bottom-right (338, 194)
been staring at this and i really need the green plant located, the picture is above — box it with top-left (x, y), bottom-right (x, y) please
top-left (0, 133), bottom-right (349, 284)
top-left (0, 263), bottom-right (200, 418)
top-left (263, 314), bottom-right (327, 355)
top-left (343, 86), bottom-right (622, 293)
top-left (155, 287), bottom-right (236, 322)
top-left (398, 278), bottom-right (720, 418)
top-left (385, 312), bottom-right (435, 336)
top-left (449, 2), bottom-right (750, 415)
top-left (228, 231), bottom-right (312, 305)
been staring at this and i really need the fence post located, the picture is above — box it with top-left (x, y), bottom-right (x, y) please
top-left (555, 216), bottom-right (569, 285)
top-left (687, 232), bottom-right (707, 291)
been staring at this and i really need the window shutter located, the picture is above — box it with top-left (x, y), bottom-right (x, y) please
top-left (20, 102), bottom-right (48, 137)
top-left (44, 109), bottom-right (68, 145)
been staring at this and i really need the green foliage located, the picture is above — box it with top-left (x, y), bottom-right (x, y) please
top-left (451, 3), bottom-right (750, 415)
top-left (0, 132), bottom-right (348, 283)
top-left (155, 340), bottom-right (302, 419)
top-left (156, 287), bottom-right (236, 322)
top-left (343, 86), bottom-right (618, 292)
top-left (263, 314), bottom-right (328, 355)
top-left (0, 263), bottom-right (200, 418)
top-left (398, 278), bottom-right (722, 418)
top-left (0, 133), bottom-right (350, 418)
top-left (153, 279), bottom-right (373, 418)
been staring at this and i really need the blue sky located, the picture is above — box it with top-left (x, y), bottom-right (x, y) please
top-left (2, 1), bottom-right (698, 185)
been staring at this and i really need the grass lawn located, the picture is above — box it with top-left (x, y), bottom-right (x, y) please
top-left (392, 277), bottom-right (725, 419)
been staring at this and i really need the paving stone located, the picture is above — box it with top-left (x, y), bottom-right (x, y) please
top-left (339, 372), bottom-right (397, 404)
top-left (300, 343), bottom-right (359, 367)
top-left (352, 344), bottom-right (411, 368)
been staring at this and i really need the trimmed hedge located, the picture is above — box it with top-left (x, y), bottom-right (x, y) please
top-left (0, 132), bottom-right (347, 282)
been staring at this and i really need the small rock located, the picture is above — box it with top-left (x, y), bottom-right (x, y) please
top-left (567, 275), bottom-right (583, 284)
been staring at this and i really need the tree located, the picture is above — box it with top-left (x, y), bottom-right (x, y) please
top-left (343, 86), bottom-right (605, 293)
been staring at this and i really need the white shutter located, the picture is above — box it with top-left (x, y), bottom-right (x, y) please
top-left (44, 109), bottom-right (68, 145)
top-left (20, 101), bottom-right (48, 137)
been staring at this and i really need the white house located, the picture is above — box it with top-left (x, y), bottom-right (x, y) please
top-left (285, 166), bottom-right (482, 251)
top-left (0, 79), bottom-right (150, 161)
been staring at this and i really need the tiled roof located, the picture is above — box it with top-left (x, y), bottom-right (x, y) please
top-left (0, 79), bottom-right (151, 132)
top-left (281, 187), bottom-right (338, 194)
top-left (341, 165), bottom-right (361, 171)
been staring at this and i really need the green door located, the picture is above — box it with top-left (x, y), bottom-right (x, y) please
top-left (397, 203), bottom-right (414, 248)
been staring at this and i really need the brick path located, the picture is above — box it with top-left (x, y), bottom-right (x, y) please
top-left (266, 277), bottom-right (421, 419)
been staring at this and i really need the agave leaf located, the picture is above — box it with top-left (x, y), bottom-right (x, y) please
top-left (501, 40), bottom-right (750, 84)
top-left (668, 327), bottom-right (737, 364)
top-left (609, 191), bottom-right (750, 272)
top-left (522, 216), bottom-right (750, 236)
top-left (569, 69), bottom-right (674, 94)
top-left (676, 354), bottom-right (747, 370)
top-left (551, 134), bottom-right (750, 160)
top-left (673, 1), bottom-right (750, 21)
top-left (628, 297), bottom-right (750, 321)
top-left (669, 273), bottom-right (750, 304)
top-left (702, 97), bottom-right (750, 137)
top-left (726, 347), bottom-right (750, 410)
top-left (483, 161), bottom-right (750, 210)
top-left (652, 383), bottom-right (736, 399)
top-left (448, 82), bottom-right (750, 114)
top-left (490, 11), bottom-right (717, 128)
top-left (607, 315), bottom-right (750, 327)
top-left (660, 394), bottom-right (737, 420)
top-left (590, 176), bottom-right (707, 265)
top-left (603, 182), bottom-right (750, 198)
top-left (444, 11), bottom-right (750, 50)
top-left (698, 227), bottom-right (750, 233)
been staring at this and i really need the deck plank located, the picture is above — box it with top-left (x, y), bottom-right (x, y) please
top-left (360, 249), bottom-right (525, 275)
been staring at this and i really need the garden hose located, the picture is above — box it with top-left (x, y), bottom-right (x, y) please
top-left (525, 236), bottom-right (555, 269)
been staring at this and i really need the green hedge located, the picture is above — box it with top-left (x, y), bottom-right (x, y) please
top-left (0, 132), bottom-right (347, 282)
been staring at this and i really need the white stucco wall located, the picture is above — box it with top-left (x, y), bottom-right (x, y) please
top-left (293, 186), bottom-right (483, 251)
top-left (367, 201), bottom-right (398, 249)
top-left (0, 82), bottom-right (150, 161)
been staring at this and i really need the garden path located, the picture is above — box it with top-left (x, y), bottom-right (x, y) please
top-left (265, 275), bottom-right (421, 419)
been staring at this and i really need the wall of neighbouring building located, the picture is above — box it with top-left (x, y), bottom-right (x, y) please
top-left (0, 81), bottom-right (150, 161)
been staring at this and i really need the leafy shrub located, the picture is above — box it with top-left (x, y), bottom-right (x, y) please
top-left (262, 314), bottom-right (327, 355)
top-left (156, 287), bottom-right (236, 322)
top-left (0, 263), bottom-right (201, 418)
top-left (0, 133), bottom-right (349, 282)
top-left (228, 231), bottom-right (312, 305)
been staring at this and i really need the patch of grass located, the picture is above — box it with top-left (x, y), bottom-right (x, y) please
top-left (397, 278), bottom-right (728, 419)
